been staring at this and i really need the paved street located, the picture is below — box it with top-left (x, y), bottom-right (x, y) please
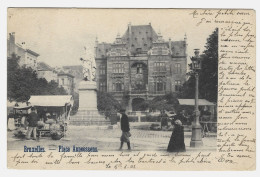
top-left (8, 123), bottom-right (216, 152)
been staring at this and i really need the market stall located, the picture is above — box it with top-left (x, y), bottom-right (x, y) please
top-left (28, 95), bottom-right (74, 140)
top-left (11, 95), bottom-right (73, 140)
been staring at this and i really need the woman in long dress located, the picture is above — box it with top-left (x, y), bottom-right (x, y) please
top-left (167, 118), bottom-right (186, 152)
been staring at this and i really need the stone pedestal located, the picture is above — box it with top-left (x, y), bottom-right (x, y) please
top-left (70, 81), bottom-right (111, 126)
top-left (78, 81), bottom-right (98, 111)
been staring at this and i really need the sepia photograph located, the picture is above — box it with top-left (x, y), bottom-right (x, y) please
top-left (4, 7), bottom-right (255, 171)
top-left (7, 9), bottom-right (218, 153)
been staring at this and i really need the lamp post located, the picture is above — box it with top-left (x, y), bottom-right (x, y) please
top-left (190, 49), bottom-right (203, 148)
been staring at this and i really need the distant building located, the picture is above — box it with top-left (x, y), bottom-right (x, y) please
top-left (62, 65), bottom-right (83, 93)
top-left (37, 62), bottom-right (58, 82)
top-left (57, 71), bottom-right (74, 95)
top-left (95, 23), bottom-right (188, 111)
top-left (7, 32), bottom-right (39, 70)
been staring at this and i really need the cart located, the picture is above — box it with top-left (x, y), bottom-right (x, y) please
top-left (28, 95), bottom-right (74, 140)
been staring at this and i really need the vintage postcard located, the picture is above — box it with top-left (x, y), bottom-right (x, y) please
top-left (6, 8), bottom-right (255, 170)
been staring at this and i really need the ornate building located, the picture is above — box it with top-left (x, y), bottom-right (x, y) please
top-left (95, 23), bottom-right (187, 111)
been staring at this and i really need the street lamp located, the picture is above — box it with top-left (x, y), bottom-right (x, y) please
top-left (190, 49), bottom-right (203, 148)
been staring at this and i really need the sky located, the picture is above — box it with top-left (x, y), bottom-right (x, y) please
top-left (7, 8), bottom-right (216, 67)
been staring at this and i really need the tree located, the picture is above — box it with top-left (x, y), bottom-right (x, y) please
top-left (7, 54), bottom-right (67, 102)
top-left (149, 92), bottom-right (179, 112)
top-left (97, 91), bottom-right (121, 117)
top-left (181, 28), bottom-right (218, 103)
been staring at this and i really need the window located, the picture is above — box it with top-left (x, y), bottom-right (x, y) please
top-left (62, 78), bottom-right (64, 85)
top-left (153, 78), bottom-right (166, 92)
top-left (99, 82), bottom-right (106, 92)
top-left (112, 81), bottom-right (124, 92)
top-left (175, 80), bottom-right (181, 92)
top-left (137, 64), bottom-right (143, 74)
top-left (154, 62), bottom-right (166, 72)
top-left (112, 63), bottom-right (124, 73)
top-left (99, 65), bottom-right (106, 75)
top-left (175, 63), bottom-right (181, 74)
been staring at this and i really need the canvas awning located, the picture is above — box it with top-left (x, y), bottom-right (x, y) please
top-left (28, 95), bottom-right (73, 107)
top-left (178, 99), bottom-right (215, 106)
top-left (7, 101), bottom-right (31, 109)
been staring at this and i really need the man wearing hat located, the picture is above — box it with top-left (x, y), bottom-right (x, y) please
top-left (26, 107), bottom-right (39, 140)
top-left (118, 109), bottom-right (131, 150)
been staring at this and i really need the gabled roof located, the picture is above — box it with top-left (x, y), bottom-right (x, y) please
top-left (58, 70), bottom-right (74, 78)
top-left (95, 43), bottom-right (111, 59)
top-left (122, 24), bottom-right (158, 53)
top-left (37, 62), bottom-right (54, 71)
top-left (26, 49), bottom-right (40, 57)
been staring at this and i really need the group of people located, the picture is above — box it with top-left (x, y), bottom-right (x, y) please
top-left (117, 109), bottom-right (186, 152)
top-left (8, 107), bottom-right (56, 140)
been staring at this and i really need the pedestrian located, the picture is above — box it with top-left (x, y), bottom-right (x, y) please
top-left (26, 107), bottom-right (39, 140)
top-left (118, 109), bottom-right (131, 150)
top-left (160, 110), bottom-right (168, 130)
top-left (7, 110), bottom-right (16, 131)
top-left (173, 110), bottom-right (188, 125)
top-left (167, 118), bottom-right (186, 152)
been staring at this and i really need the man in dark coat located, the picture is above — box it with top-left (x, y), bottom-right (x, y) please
top-left (26, 107), bottom-right (39, 140)
top-left (119, 109), bottom-right (131, 150)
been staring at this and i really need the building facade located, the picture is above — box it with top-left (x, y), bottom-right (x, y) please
top-left (57, 71), bottom-right (74, 95)
top-left (95, 23), bottom-right (187, 111)
top-left (37, 62), bottom-right (58, 82)
top-left (7, 32), bottom-right (39, 70)
top-left (62, 65), bottom-right (83, 93)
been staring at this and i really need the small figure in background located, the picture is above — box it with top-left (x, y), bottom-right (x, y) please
top-left (160, 110), bottom-right (168, 130)
top-left (7, 110), bottom-right (16, 131)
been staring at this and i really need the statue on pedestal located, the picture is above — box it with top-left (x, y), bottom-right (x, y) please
top-left (80, 46), bottom-right (96, 82)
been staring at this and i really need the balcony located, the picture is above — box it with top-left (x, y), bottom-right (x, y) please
top-left (111, 73), bottom-right (125, 78)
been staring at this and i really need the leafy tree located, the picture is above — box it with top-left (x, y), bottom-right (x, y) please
top-left (180, 28), bottom-right (218, 103)
top-left (148, 92), bottom-right (179, 112)
top-left (97, 91), bottom-right (121, 117)
top-left (7, 53), bottom-right (67, 102)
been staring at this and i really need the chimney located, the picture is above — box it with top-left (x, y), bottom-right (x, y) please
top-left (184, 33), bottom-right (188, 56)
top-left (8, 32), bottom-right (16, 57)
top-left (9, 32), bottom-right (15, 44)
top-left (128, 22), bottom-right (132, 49)
top-left (21, 42), bottom-right (27, 49)
top-left (94, 37), bottom-right (98, 58)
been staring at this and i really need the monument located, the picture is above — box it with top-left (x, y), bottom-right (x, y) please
top-left (70, 47), bottom-right (111, 126)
